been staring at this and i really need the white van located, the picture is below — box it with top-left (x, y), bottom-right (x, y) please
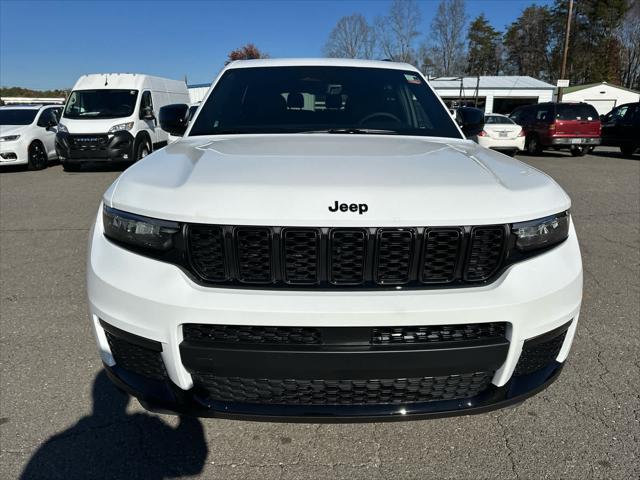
top-left (55, 73), bottom-right (189, 171)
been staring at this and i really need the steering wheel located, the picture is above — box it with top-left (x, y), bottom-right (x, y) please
top-left (358, 112), bottom-right (401, 125)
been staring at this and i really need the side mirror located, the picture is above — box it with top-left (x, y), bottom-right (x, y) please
top-left (159, 104), bottom-right (189, 136)
top-left (141, 106), bottom-right (155, 120)
top-left (456, 107), bottom-right (485, 137)
top-left (45, 119), bottom-right (57, 131)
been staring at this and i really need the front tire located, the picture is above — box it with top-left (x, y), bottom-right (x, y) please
top-left (27, 142), bottom-right (48, 170)
top-left (620, 145), bottom-right (637, 157)
top-left (134, 139), bottom-right (151, 162)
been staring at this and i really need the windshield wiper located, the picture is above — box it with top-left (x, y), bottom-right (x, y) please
top-left (302, 128), bottom-right (399, 135)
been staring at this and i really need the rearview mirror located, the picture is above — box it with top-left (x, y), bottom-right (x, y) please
top-left (141, 106), bottom-right (155, 121)
top-left (159, 104), bottom-right (189, 136)
top-left (456, 107), bottom-right (485, 137)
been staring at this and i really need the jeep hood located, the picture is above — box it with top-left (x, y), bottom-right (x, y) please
top-left (106, 134), bottom-right (571, 226)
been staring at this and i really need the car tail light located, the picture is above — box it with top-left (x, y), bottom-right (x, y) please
top-left (478, 130), bottom-right (487, 137)
top-left (518, 129), bottom-right (525, 137)
top-left (548, 123), bottom-right (556, 132)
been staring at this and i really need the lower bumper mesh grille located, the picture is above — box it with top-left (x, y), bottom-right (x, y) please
top-left (194, 372), bottom-right (494, 405)
top-left (105, 331), bottom-right (167, 380)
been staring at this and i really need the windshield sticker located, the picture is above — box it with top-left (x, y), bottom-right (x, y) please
top-left (404, 74), bottom-right (422, 84)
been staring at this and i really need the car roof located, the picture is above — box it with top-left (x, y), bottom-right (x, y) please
top-left (225, 58), bottom-right (419, 72)
top-left (0, 104), bottom-right (52, 110)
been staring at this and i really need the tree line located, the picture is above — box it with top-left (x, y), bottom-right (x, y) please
top-left (323, 0), bottom-right (640, 89)
top-left (0, 86), bottom-right (69, 98)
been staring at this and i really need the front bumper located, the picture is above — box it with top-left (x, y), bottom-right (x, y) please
top-left (0, 140), bottom-right (28, 165)
top-left (55, 131), bottom-right (134, 163)
top-left (88, 211), bottom-right (582, 420)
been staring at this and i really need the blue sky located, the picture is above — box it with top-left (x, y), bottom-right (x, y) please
top-left (0, 0), bottom-right (552, 90)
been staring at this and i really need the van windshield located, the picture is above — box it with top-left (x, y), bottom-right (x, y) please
top-left (0, 109), bottom-right (38, 125)
top-left (189, 66), bottom-right (462, 138)
top-left (555, 104), bottom-right (598, 121)
top-left (63, 89), bottom-right (138, 119)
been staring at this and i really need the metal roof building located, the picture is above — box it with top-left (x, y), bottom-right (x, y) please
top-left (561, 82), bottom-right (640, 115)
top-left (428, 76), bottom-right (556, 114)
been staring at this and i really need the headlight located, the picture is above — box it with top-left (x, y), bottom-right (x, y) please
top-left (57, 123), bottom-right (68, 133)
top-left (0, 135), bottom-right (20, 142)
top-left (512, 211), bottom-right (570, 251)
top-left (108, 122), bottom-right (134, 133)
top-left (103, 206), bottom-right (180, 251)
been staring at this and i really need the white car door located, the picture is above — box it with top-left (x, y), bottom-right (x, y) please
top-left (35, 107), bottom-right (59, 158)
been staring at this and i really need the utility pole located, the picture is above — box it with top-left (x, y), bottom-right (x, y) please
top-left (558, 0), bottom-right (573, 102)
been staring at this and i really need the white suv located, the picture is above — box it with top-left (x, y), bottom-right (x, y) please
top-left (87, 59), bottom-right (582, 421)
top-left (0, 104), bottom-right (62, 170)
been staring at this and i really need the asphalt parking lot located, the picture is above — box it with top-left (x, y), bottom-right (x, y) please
top-left (1, 147), bottom-right (638, 480)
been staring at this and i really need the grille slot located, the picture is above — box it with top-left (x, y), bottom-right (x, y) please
top-left (514, 330), bottom-right (567, 376)
top-left (193, 372), bottom-right (494, 405)
top-left (282, 229), bottom-right (320, 284)
top-left (371, 323), bottom-right (507, 344)
top-left (375, 229), bottom-right (414, 284)
top-left (105, 332), bottom-right (167, 380)
top-left (422, 228), bottom-right (462, 283)
top-left (465, 226), bottom-right (506, 282)
top-left (235, 227), bottom-right (273, 283)
top-left (188, 226), bottom-right (226, 281)
top-left (330, 229), bottom-right (367, 285)
top-left (183, 324), bottom-right (322, 345)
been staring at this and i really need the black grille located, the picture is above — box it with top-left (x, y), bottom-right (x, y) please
top-left (330, 229), bottom-right (366, 284)
top-left (465, 227), bottom-right (506, 281)
top-left (375, 229), bottom-right (414, 284)
top-left (70, 135), bottom-right (108, 151)
top-left (372, 323), bottom-right (507, 345)
top-left (184, 225), bottom-right (508, 289)
top-left (105, 332), bottom-right (167, 380)
top-left (283, 229), bottom-right (320, 284)
top-left (188, 226), bottom-right (226, 281)
top-left (236, 228), bottom-right (272, 283)
top-left (194, 372), bottom-right (494, 405)
top-left (422, 229), bottom-right (462, 282)
top-left (514, 330), bottom-right (567, 376)
top-left (183, 324), bottom-right (322, 345)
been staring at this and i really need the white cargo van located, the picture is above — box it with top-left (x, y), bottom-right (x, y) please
top-left (55, 73), bottom-right (189, 171)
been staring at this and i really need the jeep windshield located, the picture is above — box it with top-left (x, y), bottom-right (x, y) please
top-left (189, 66), bottom-right (462, 138)
top-left (0, 109), bottom-right (38, 125)
top-left (63, 89), bottom-right (138, 119)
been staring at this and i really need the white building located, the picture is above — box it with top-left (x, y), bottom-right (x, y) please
top-left (1, 96), bottom-right (65, 105)
top-left (187, 83), bottom-right (210, 103)
top-left (560, 82), bottom-right (640, 115)
top-left (428, 76), bottom-right (556, 114)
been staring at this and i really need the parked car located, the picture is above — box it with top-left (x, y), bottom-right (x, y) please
top-left (55, 73), bottom-right (189, 171)
top-left (88, 58), bottom-right (582, 421)
top-left (510, 102), bottom-right (600, 156)
top-left (0, 104), bottom-right (63, 170)
top-left (600, 102), bottom-right (640, 156)
top-left (473, 113), bottom-right (525, 156)
top-left (167, 102), bottom-right (201, 143)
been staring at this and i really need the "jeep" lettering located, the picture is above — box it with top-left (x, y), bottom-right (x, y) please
top-left (328, 201), bottom-right (368, 215)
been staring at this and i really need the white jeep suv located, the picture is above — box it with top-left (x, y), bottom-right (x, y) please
top-left (87, 59), bottom-right (582, 421)
top-left (0, 104), bottom-right (62, 170)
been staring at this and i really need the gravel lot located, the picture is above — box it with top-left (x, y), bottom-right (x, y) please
top-left (1, 147), bottom-right (638, 480)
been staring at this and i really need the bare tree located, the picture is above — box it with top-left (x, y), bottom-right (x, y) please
top-left (618, 1), bottom-right (640, 89)
top-left (374, 0), bottom-right (421, 63)
top-left (323, 14), bottom-right (374, 59)
top-left (429, 0), bottom-right (468, 76)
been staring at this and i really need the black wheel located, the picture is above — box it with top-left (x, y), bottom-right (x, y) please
top-left (570, 146), bottom-right (586, 157)
top-left (62, 161), bottom-right (81, 172)
top-left (526, 135), bottom-right (541, 155)
top-left (586, 146), bottom-right (595, 153)
top-left (27, 142), bottom-right (48, 170)
top-left (135, 139), bottom-right (151, 161)
top-left (620, 145), bottom-right (637, 157)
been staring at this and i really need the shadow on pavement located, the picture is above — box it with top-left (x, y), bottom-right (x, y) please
top-left (20, 372), bottom-right (208, 480)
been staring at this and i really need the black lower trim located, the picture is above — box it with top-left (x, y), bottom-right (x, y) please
top-left (55, 131), bottom-right (134, 162)
top-left (102, 360), bottom-right (564, 422)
